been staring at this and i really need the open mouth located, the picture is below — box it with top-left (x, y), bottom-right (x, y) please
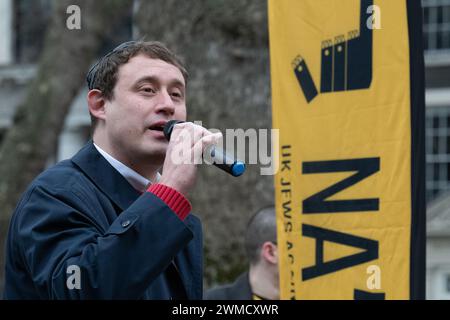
top-left (148, 121), bottom-right (168, 132)
top-left (147, 122), bottom-right (169, 139)
top-left (148, 125), bottom-right (164, 132)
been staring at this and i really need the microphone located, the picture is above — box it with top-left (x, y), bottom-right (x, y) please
top-left (163, 120), bottom-right (246, 177)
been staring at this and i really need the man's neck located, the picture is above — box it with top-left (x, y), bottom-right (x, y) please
top-left (249, 263), bottom-right (279, 300)
top-left (93, 135), bottom-right (161, 182)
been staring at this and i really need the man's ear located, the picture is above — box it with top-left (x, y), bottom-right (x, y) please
top-left (261, 241), bottom-right (278, 265)
top-left (87, 89), bottom-right (107, 121)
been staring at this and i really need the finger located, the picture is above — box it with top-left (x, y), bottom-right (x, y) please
top-left (171, 122), bottom-right (217, 148)
top-left (192, 123), bottom-right (207, 146)
top-left (169, 122), bottom-right (190, 142)
top-left (192, 132), bottom-right (223, 163)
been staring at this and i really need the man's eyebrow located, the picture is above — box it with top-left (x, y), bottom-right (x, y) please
top-left (133, 76), bottom-right (185, 89)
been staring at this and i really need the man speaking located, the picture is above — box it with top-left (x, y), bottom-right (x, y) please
top-left (3, 41), bottom-right (221, 299)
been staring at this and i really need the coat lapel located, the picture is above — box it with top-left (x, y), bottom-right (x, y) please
top-left (71, 141), bottom-right (141, 212)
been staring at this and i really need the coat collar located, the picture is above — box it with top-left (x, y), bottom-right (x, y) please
top-left (229, 272), bottom-right (253, 300)
top-left (71, 141), bottom-right (142, 212)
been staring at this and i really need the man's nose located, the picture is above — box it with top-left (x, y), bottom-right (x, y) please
top-left (154, 90), bottom-right (175, 115)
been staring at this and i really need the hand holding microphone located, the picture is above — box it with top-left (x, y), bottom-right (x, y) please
top-left (159, 121), bottom-right (245, 196)
top-left (164, 120), bottom-right (245, 177)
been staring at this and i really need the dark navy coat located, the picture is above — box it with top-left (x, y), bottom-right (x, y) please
top-left (3, 142), bottom-right (203, 299)
top-left (204, 272), bottom-right (252, 300)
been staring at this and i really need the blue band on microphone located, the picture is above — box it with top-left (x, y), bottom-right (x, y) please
top-left (231, 162), bottom-right (246, 177)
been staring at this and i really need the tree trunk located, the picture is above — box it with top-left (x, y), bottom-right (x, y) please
top-left (135, 0), bottom-right (272, 287)
top-left (0, 0), bottom-right (133, 291)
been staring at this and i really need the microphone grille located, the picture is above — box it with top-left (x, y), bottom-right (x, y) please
top-left (163, 120), bottom-right (185, 141)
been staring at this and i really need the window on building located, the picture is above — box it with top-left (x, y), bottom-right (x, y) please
top-left (446, 273), bottom-right (450, 292)
top-left (426, 105), bottom-right (450, 202)
top-left (0, 129), bottom-right (5, 145)
top-left (13, 0), bottom-right (53, 64)
top-left (423, 0), bottom-right (450, 52)
top-left (11, 0), bottom-right (133, 65)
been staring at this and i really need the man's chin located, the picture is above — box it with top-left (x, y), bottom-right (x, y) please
top-left (140, 146), bottom-right (167, 161)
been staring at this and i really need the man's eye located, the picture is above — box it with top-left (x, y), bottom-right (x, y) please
top-left (142, 87), bottom-right (155, 93)
top-left (171, 91), bottom-right (182, 98)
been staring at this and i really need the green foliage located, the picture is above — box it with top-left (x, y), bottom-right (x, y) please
top-left (204, 244), bottom-right (248, 288)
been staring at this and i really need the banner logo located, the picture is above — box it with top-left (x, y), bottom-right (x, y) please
top-left (292, 0), bottom-right (374, 103)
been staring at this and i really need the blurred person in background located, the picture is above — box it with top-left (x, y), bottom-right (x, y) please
top-left (205, 206), bottom-right (279, 300)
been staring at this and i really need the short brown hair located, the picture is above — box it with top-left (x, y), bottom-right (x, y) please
top-left (86, 41), bottom-right (188, 127)
top-left (244, 206), bottom-right (277, 265)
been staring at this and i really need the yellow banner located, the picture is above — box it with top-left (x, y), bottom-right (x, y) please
top-left (269, 0), bottom-right (421, 299)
